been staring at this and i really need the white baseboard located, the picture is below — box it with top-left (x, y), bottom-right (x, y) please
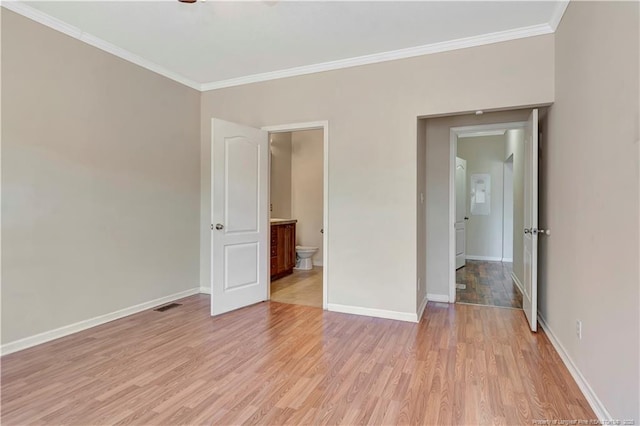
top-left (417, 296), bottom-right (429, 321)
top-left (0, 287), bottom-right (200, 356)
top-left (427, 293), bottom-right (450, 303)
top-left (510, 272), bottom-right (524, 294)
top-left (538, 315), bottom-right (611, 421)
top-left (327, 303), bottom-right (418, 323)
top-left (199, 286), bottom-right (211, 295)
top-left (501, 257), bottom-right (513, 263)
top-left (466, 255), bottom-right (503, 261)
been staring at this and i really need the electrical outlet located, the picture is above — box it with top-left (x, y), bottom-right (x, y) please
top-left (418, 277), bottom-right (422, 289)
top-left (576, 320), bottom-right (582, 340)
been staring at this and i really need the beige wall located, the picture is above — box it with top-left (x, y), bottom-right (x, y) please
top-left (1, 11), bottom-right (201, 344)
top-left (291, 129), bottom-right (323, 265)
top-left (542, 1), bottom-right (639, 420)
top-left (457, 135), bottom-right (506, 260)
top-left (505, 128), bottom-right (525, 283)
top-left (423, 109), bottom-right (532, 299)
top-left (269, 132), bottom-right (292, 219)
top-left (201, 35), bottom-right (555, 314)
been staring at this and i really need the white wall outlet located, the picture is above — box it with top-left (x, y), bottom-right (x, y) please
top-left (418, 277), bottom-right (422, 290)
top-left (576, 320), bottom-right (582, 340)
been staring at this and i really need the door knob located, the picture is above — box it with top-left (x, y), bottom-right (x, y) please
top-left (533, 228), bottom-right (550, 236)
top-left (215, 224), bottom-right (224, 230)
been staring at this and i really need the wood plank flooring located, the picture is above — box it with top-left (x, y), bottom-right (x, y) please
top-left (270, 267), bottom-right (322, 308)
top-left (456, 260), bottom-right (523, 308)
top-left (1, 295), bottom-right (595, 425)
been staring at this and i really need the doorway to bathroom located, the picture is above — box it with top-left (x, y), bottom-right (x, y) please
top-left (263, 122), bottom-right (328, 309)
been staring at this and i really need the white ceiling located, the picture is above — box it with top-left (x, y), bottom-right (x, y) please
top-left (9, 1), bottom-right (567, 91)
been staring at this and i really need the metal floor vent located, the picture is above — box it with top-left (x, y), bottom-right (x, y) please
top-left (154, 303), bottom-right (182, 312)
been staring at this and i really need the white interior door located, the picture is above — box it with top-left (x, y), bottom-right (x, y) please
top-left (455, 157), bottom-right (467, 269)
top-left (523, 109), bottom-right (539, 332)
top-left (211, 118), bottom-right (268, 316)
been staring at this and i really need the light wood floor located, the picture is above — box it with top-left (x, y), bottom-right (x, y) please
top-left (1, 295), bottom-right (595, 425)
top-left (270, 267), bottom-right (322, 308)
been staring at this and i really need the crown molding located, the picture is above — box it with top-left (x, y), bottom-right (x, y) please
top-left (1, 1), bottom-right (202, 91)
top-left (2, 0), bottom-right (564, 93)
top-left (549, 0), bottom-right (570, 31)
top-left (200, 23), bottom-right (554, 91)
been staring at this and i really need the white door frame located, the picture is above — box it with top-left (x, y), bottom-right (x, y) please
top-left (502, 155), bottom-right (515, 263)
top-left (261, 121), bottom-right (329, 310)
top-left (448, 121), bottom-right (526, 303)
top-left (454, 156), bottom-right (467, 270)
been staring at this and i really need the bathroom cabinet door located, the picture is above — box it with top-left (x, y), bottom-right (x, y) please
top-left (270, 223), bottom-right (296, 280)
top-left (276, 225), bottom-right (286, 274)
top-left (284, 224), bottom-right (296, 271)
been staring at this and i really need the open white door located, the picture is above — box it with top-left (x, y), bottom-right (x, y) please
top-left (211, 118), bottom-right (268, 316)
top-left (455, 157), bottom-right (467, 269)
top-left (523, 109), bottom-right (539, 332)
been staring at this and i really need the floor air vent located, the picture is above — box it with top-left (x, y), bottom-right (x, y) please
top-left (154, 303), bottom-right (182, 312)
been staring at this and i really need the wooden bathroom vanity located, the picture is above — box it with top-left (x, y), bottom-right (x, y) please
top-left (270, 219), bottom-right (297, 280)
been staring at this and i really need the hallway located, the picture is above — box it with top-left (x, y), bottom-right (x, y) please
top-left (456, 260), bottom-right (523, 309)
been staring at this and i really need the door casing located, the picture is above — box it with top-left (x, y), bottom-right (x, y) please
top-left (454, 156), bottom-right (467, 270)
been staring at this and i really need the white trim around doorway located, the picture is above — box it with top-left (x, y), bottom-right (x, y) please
top-left (262, 121), bottom-right (330, 310)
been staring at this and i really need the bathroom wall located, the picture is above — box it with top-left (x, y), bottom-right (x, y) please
top-left (291, 129), bottom-right (324, 265)
top-left (505, 128), bottom-right (524, 285)
top-left (457, 134), bottom-right (506, 261)
top-left (270, 132), bottom-right (292, 218)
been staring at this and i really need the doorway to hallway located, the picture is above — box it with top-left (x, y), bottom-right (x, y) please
top-left (418, 107), bottom-right (547, 331)
top-left (453, 126), bottom-right (523, 309)
top-left (456, 260), bottom-right (522, 308)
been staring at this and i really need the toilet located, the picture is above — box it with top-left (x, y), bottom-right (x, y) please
top-left (295, 246), bottom-right (318, 270)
